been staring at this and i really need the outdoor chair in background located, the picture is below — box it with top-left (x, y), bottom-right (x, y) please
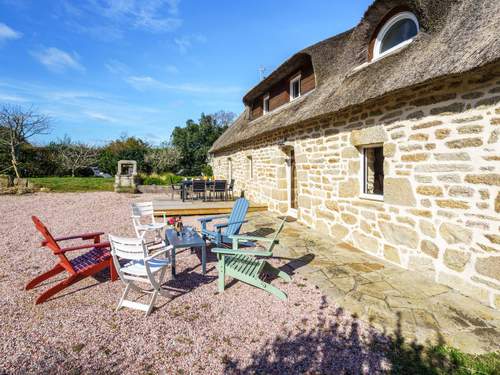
top-left (210, 179), bottom-right (227, 201)
top-left (170, 181), bottom-right (182, 200)
top-left (109, 234), bottom-right (173, 316)
top-left (26, 216), bottom-right (117, 304)
top-left (227, 179), bottom-right (235, 200)
top-left (131, 202), bottom-right (167, 241)
top-left (212, 217), bottom-right (291, 301)
top-left (192, 179), bottom-right (207, 201)
top-left (199, 197), bottom-right (249, 247)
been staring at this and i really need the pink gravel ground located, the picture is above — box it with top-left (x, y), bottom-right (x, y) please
top-left (0, 192), bottom-right (390, 374)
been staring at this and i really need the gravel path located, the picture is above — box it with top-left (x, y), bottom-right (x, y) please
top-left (0, 192), bottom-right (390, 374)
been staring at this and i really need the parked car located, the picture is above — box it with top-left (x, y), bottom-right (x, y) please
top-left (90, 167), bottom-right (112, 178)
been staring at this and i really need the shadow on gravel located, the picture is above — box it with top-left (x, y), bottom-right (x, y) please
top-left (221, 296), bottom-right (491, 375)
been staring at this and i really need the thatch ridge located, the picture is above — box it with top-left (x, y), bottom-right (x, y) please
top-left (211, 0), bottom-right (500, 154)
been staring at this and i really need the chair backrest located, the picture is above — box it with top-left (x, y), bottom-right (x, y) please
top-left (109, 234), bottom-right (147, 261)
top-left (32, 216), bottom-right (60, 253)
top-left (131, 202), bottom-right (157, 237)
top-left (225, 198), bottom-right (249, 236)
top-left (266, 218), bottom-right (287, 253)
top-left (192, 180), bottom-right (206, 193)
top-left (109, 234), bottom-right (151, 282)
top-left (31, 216), bottom-right (74, 273)
top-left (132, 202), bottom-right (154, 218)
top-left (213, 180), bottom-right (227, 192)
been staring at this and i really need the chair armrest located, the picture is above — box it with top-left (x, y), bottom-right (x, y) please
top-left (42, 232), bottom-right (105, 246)
top-left (229, 234), bottom-right (277, 243)
top-left (145, 245), bottom-right (173, 261)
top-left (198, 215), bottom-right (230, 223)
top-left (55, 241), bottom-right (110, 254)
top-left (211, 247), bottom-right (272, 257)
top-left (214, 220), bottom-right (247, 230)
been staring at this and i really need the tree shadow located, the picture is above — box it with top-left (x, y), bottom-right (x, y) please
top-left (223, 296), bottom-right (459, 375)
top-left (244, 227), bottom-right (276, 237)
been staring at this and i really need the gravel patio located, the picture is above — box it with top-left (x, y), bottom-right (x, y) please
top-left (0, 192), bottom-right (392, 374)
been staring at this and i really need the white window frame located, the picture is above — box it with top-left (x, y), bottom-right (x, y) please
top-left (359, 144), bottom-right (384, 202)
top-left (263, 94), bottom-right (270, 114)
top-left (289, 75), bottom-right (301, 101)
top-left (373, 11), bottom-right (419, 61)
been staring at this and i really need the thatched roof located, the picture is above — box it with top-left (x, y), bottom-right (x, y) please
top-left (210, 0), bottom-right (500, 154)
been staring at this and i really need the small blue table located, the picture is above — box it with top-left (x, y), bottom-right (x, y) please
top-left (165, 228), bottom-right (207, 278)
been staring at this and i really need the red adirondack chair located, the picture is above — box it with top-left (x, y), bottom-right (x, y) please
top-left (26, 216), bottom-right (117, 304)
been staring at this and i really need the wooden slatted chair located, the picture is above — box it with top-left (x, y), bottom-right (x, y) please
top-left (198, 197), bottom-right (249, 247)
top-left (212, 218), bottom-right (291, 301)
top-left (26, 216), bottom-right (117, 304)
top-left (109, 234), bottom-right (173, 316)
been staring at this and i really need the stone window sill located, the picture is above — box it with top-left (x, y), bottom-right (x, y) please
top-left (359, 194), bottom-right (384, 202)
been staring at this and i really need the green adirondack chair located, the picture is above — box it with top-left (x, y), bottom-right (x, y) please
top-left (211, 218), bottom-right (291, 301)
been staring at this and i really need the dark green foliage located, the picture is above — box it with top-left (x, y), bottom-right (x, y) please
top-left (0, 110), bottom-right (233, 178)
top-left (98, 137), bottom-right (150, 175)
top-left (171, 112), bottom-right (234, 175)
top-left (201, 164), bottom-right (213, 177)
top-left (141, 176), bottom-right (167, 185)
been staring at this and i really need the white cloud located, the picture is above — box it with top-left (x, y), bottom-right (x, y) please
top-left (125, 75), bottom-right (241, 94)
top-left (62, 0), bottom-right (182, 36)
top-left (105, 59), bottom-right (130, 75)
top-left (0, 93), bottom-right (27, 102)
top-left (0, 22), bottom-right (22, 41)
top-left (165, 0), bottom-right (180, 15)
top-left (165, 64), bottom-right (179, 74)
top-left (31, 47), bottom-right (85, 73)
top-left (174, 33), bottom-right (207, 54)
top-left (84, 111), bottom-right (117, 123)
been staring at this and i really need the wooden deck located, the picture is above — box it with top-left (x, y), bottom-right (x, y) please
top-left (153, 199), bottom-right (267, 216)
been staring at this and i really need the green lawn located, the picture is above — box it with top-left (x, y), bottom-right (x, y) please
top-left (30, 177), bottom-right (114, 192)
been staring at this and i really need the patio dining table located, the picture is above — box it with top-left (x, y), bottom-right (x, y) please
top-left (180, 180), bottom-right (225, 202)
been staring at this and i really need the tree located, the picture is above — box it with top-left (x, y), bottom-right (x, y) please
top-left (171, 111), bottom-right (235, 175)
top-left (0, 105), bottom-right (50, 179)
top-left (212, 110), bottom-right (236, 127)
top-left (98, 136), bottom-right (150, 175)
top-left (53, 136), bottom-right (98, 177)
top-left (144, 143), bottom-right (180, 174)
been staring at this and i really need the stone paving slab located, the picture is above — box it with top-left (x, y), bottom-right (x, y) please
top-left (243, 212), bottom-right (500, 354)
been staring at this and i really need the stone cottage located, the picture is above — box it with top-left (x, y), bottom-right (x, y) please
top-left (209, 0), bottom-right (500, 308)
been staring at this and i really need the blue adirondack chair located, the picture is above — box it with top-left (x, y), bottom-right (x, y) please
top-left (198, 197), bottom-right (249, 247)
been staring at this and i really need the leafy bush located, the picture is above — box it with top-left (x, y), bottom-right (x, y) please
top-left (141, 176), bottom-right (167, 185)
top-left (139, 173), bottom-right (185, 185)
top-left (201, 164), bottom-right (213, 177)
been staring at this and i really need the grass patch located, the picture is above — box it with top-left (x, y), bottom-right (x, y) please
top-left (30, 177), bottom-right (114, 192)
top-left (388, 343), bottom-right (499, 374)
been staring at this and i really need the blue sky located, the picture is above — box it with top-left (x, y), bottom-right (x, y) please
top-left (0, 0), bottom-right (372, 145)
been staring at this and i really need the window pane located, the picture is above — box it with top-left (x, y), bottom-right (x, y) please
top-left (364, 147), bottom-right (384, 195)
top-left (380, 18), bottom-right (417, 54)
top-left (263, 97), bottom-right (269, 112)
top-left (291, 80), bottom-right (300, 98)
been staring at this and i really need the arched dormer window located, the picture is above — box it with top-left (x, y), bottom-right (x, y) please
top-left (372, 11), bottom-right (419, 60)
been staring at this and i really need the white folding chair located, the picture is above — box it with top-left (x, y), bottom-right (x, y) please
top-left (109, 234), bottom-right (173, 316)
top-left (131, 202), bottom-right (167, 241)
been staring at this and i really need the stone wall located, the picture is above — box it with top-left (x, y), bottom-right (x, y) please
top-left (211, 65), bottom-right (500, 309)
